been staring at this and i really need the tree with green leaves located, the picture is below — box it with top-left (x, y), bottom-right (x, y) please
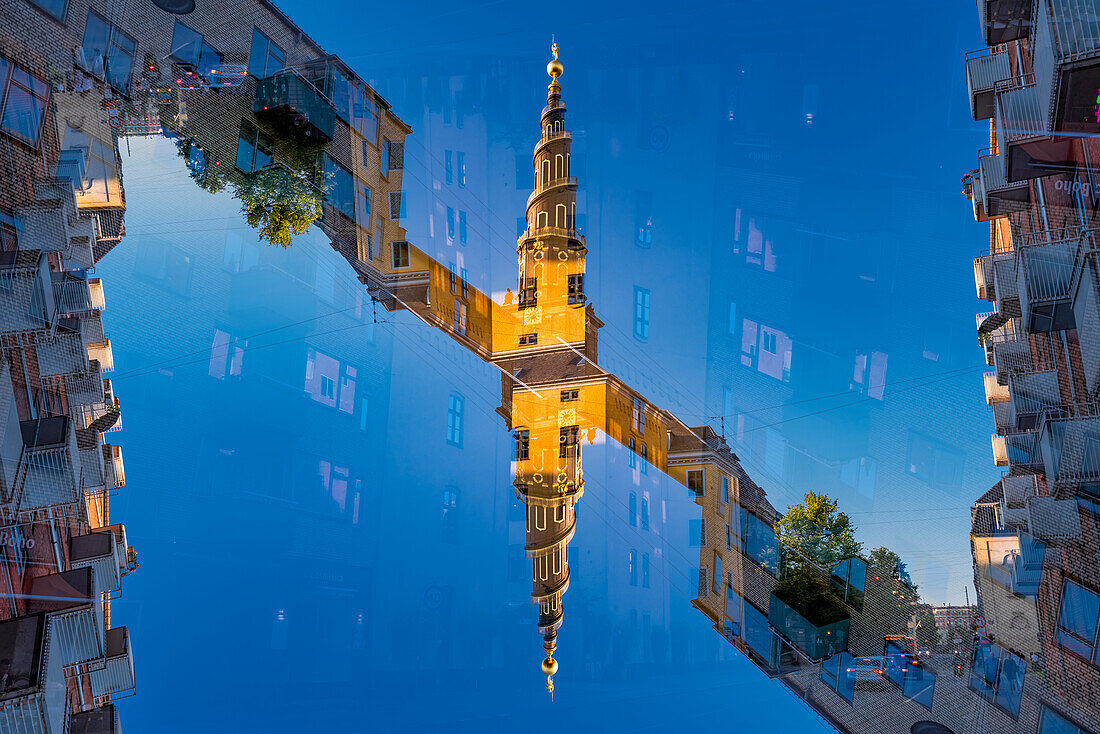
top-left (775, 491), bottom-right (863, 568)
top-left (914, 609), bottom-right (940, 650)
top-left (234, 166), bottom-right (324, 248)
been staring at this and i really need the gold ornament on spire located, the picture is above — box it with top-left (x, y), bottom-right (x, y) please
top-left (547, 40), bottom-right (563, 81)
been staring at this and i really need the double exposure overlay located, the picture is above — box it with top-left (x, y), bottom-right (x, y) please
top-left (0, 0), bottom-right (1099, 732)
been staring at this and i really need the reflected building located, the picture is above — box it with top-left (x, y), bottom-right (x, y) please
top-left (961, 0), bottom-right (1100, 731)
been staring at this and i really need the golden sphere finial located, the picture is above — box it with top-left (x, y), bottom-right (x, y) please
top-left (547, 39), bottom-right (563, 80)
top-left (541, 655), bottom-right (558, 677)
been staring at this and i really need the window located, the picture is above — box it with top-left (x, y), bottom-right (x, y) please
top-left (321, 156), bottom-right (355, 221)
top-left (560, 389), bottom-right (579, 402)
top-left (0, 208), bottom-right (18, 251)
top-left (78, 12), bottom-right (136, 94)
top-left (459, 211), bottom-right (467, 244)
top-left (514, 429), bottom-right (529, 460)
top-left (633, 287), bottom-right (650, 340)
top-left (391, 241), bottom-right (410, 269)
top-left (248, 28), bottom-right (285, 79)
top-left (1056, 580), bottom-right (1100, 664)
top-left (726, 523), bottom-right (734, 550)
top-left (629, 492), bottom-right (637, 526)
top-left (629, 549), bottom-right (638, 586)
top-left (640, 443), bottom-right (648, 474)
top-left (687, 469), bottom-right (704, 495)
top-left (389, 192), bottom-right (405, 220)
top-left (447, 207), bottom-right (455, 239)
top-left (317, 460), bottom-right (351, 515)
top-left (447, 393), bottom-right (464, 447)
top-left (374, 218), bottom-right (384, 262)
top-left (383, 140), bottom-right (403, 171)
top-left (635, 191), bottom-right (653, 247)
top-left (559, 425), bottom-right (579, 458)
top-left (0, 58), bottom-right (49, 144)
top-left (445, 150), bottom-right (453, 185)
top-left (714, 553), bottom-right (723, 594)
top-left (568, 274), bottom-right (584, 304)
top-left (457, 152), bottom-right (466, 187)
top-left (449, 264), bottom-right (458, 293)
top-left (357, 184), bottom-right (372, 230)
top-left (968, 640), bottom-right (1025, 716)
top-left (628, 437), bottom-right (636, 469)
top-left (728, 302), bottom-right (737, 335)
top-left (461, 268), bottom-right (469, 300)
top-left (689, 518), bottom-right (706, 547)
top-left (829, 557), bottom-right (867, 611)
top-left (359, 397), bottom-right (370, 432)
top-left (1039, 705), bottom-right (1087, 734)
top-left (235, 121), bottom-right (273, 173)
top-left (168, 21), bottom-right (221, 78)
top-left (698, 566), bottom-right (709, 597)
top-left (632, 397), bottom-right (646, 434)
top-left (442, 488), bottom-right (459, 544)
top-left (907, 431), bottom-right (965, 490)
top-left (762, 330), bottom-right (777, 354)
top-left (209, 329), bottom-right (246, 379)
top-left (519, 277), bottom-right (537, 309)
top-left (453, 300), bottom-right (467, 335)
top-left (338, 365), bottom-right (356, 414)
top-left (518, 333), bottom-right (538, 345)
top-left (740, 508), bottom-right (779, 575)
top-left (27, 0), bottom-right (67, 20)
top-left (305, 348), bottom-right (347, 409)
top-left (721, 475), bottom-right (730, 504)
top-left (640, 497), bottom-right (650, 530)
top-left (638, 553), bottom-right (649, 588)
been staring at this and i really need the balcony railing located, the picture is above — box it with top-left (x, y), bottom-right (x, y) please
top-left (1072, 232), bottom-right (1100, 396)
top-left (976, 149), bottom-right (1030, 218)
top-left (519, 225), bottom-right (586, 249)
top-left (984, 371), bottom-right (1010, 405)
top-left (28, 568), bottom-right (105, 670)
top-left (90, 629), bottom-right (134, 703)
top-left (52, 275), bottom-right (93, 317)
top-left (1040, 414), bottom-right (1100, 487)
top-left (534, 130), bottom-right (572, 156)
top-left (1015, 228), bottom-right (1077, 332)
top-left (254, 68), bottom-right (337, 141)
top-left (20, 417), bottom-right (83, 514)
top-left (1006, 370), bottom-right (1061, 431)
top-left (992, 430), bottom-right (1042, 470)
top-left (70, 530), bottom-right (123, 597)
top-left (1009, 532), bottom-right (1044, 596)
top-left (967, 46), bottom-right (1011, 119)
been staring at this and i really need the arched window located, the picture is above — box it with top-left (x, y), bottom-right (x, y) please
top-left (555, 203), bottom-right (566, 227)
top-left (555, 154), bottom-right (564, 179)
top-left (542, 159), bottom-right (550, 186)
top-left (537, 210), bottom-right (548, 228)
top-left (629, 492), bottom-right (638, 526)
top-left (640, 496), bottom-right (650, 530)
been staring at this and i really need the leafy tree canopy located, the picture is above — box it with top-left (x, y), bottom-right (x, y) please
top-left (235, 166), bottom-right (323, 248)
top-left (775, 491), bottom-right (863, 567)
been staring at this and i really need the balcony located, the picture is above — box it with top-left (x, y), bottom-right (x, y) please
top-left (1032, 0), bottom-right (1100, 135)
top-left (767, 592), bottom-right (850, 661)
top-left (19, 416), bottom-right (82, 514)
top-left (974, 150), bottom-right (1030, 220)
top-left (1014, 229), bottom-right (1077, 332)
top-left (0, 613), bottom-right (67, 734)
top-left (87, 339), bottom-right (114, 373)
top-left (27, 568), bottom-right (105, 670)
top-left (1006, 370), bottom-right (1061, 431)
top-left (990, 334), bottom-right (1035, 384)
top-left (1071, 233), bottom-right (1100, 395)
top-left (70, 530), bottom-right (124, 597)
top-left (967, 47), bottom-right (1011, 119)
top-left (100, 524), bottom-right (137, 577)
top-left (52, 273), bottom-right (94, 317)
top-left (0, 251), bottom-right (54, 333)
top-left (1039, 414), bottom-right (1100, 488)
top-left (992, 430), bottom-right (1042, 472)
top-left (978, 0), bottom-right (1032, 45)
top-left (984, 371), bottom-right (1010, 405)
top-left (69, 704), bottom-right (120, 734)
top-left (1009, 531), bottom-right (1044, 597)
top-left (254, 69), bottom-right (337, 142)
top-left (16, 323), bottom-right (91, 378)
top-left (994, 80), bottom-right (1075, 181)
top-left (89, 629), bottom-right (134, 704)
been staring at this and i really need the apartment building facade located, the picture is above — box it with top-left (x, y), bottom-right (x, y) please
top-left (962, 0), bottom-right (1100, 732)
